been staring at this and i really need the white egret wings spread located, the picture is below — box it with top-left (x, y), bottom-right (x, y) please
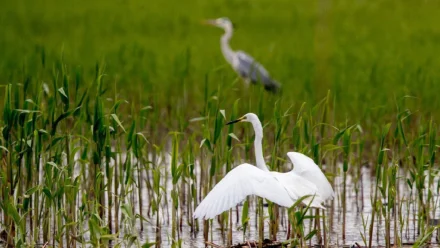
top-left (194, 113), bottom-right (336, 220)
top-left (271, 171), bottom-right (323, 209)
top-left (194, 163), bottom-right (294, 219)
top-left (287, 152), bottom-right (335, 203)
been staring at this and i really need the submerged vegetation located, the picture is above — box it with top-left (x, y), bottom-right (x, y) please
top-left (1, 0), bottom-right (440, 247)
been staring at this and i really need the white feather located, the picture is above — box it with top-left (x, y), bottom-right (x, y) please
top-left (193, 113), bottom-right (335, 220)
top-left (287, 152), bottom-right (335, 202)
top-left (194, 163), bottom-right (294, 219)
top-left (272, 171), bottom-right (324, 209)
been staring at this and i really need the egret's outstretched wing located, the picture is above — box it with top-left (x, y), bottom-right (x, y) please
top-left (235, 51), bottom-right (281, 93)
top-left (271, 171), bottom-right (324, 209)
top-left (194, 163), bottom-right (293, 219)
top-left (287, 152), bottom-right (335, 202)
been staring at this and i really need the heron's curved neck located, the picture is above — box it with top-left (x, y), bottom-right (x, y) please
top-left (251, 120), bottom-right (269, 172)
top-left (221, 27), bottom-right (235, 64)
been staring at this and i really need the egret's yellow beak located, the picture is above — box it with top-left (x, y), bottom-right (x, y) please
top-left (202, 19), bottom-right (217, 26)
top-left (226, 116), bottom-right (245, 125)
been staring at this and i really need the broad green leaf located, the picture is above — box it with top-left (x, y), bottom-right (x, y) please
top-left (219, 109), bottom-right (226, 119)
top-left (228, 133), bottom-right (240, 142)
top-left (111, 113), bottom-right (126, 133)
top-left (142, 242), bottom-right (157, 248)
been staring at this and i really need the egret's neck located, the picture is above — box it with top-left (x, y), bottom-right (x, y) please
top-left (251, 121), bottom-right (269, 171)
top-left (220, 27), bottom-right (235, 64)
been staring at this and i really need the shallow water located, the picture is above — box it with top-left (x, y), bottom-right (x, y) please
top-left (1, 157), bottom-right (439, 248)
top-left (119, 164), bottom-right (440, 247)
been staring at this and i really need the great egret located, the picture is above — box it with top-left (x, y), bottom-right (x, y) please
top-left (193, 113), bottom-right (334, 220)
top-left (204, 17), bottom-right (281, 93)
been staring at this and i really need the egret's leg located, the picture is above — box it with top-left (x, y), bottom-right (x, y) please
top-left (258, 198), bottom-right (264, 248)
top-left (228, 209), bottom-right (232, 247)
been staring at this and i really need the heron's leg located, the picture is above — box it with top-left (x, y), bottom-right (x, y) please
top-left (242, 77), bottom-right (251, 86)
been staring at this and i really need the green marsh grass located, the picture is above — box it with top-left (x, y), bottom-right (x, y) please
top-left (1, 0), bottom-right (440, 247)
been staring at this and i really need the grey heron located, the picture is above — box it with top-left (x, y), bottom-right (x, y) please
top-left (204, 17), bottom-right (281, 93)
top-left (194, 113), bottom-right (334, 219)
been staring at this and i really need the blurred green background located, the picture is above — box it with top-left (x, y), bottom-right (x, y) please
top-left (1, 0), bottom-right (440, 122)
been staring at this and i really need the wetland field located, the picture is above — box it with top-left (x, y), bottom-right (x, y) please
top-left (1, 0), bottom-right (440, 247)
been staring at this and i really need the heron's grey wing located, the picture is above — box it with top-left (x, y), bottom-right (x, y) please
top-left (193, 163), bottom-right (294, 219)
top-left (235, 51), bottom-right (269, 79)
top-left (235, 51), bottom-right (281, 93)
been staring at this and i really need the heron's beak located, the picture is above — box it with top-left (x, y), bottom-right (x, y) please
top-left (202, 19), bottom-right (217, 26)
top-left (226, 116), bottom-right (245, 125)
